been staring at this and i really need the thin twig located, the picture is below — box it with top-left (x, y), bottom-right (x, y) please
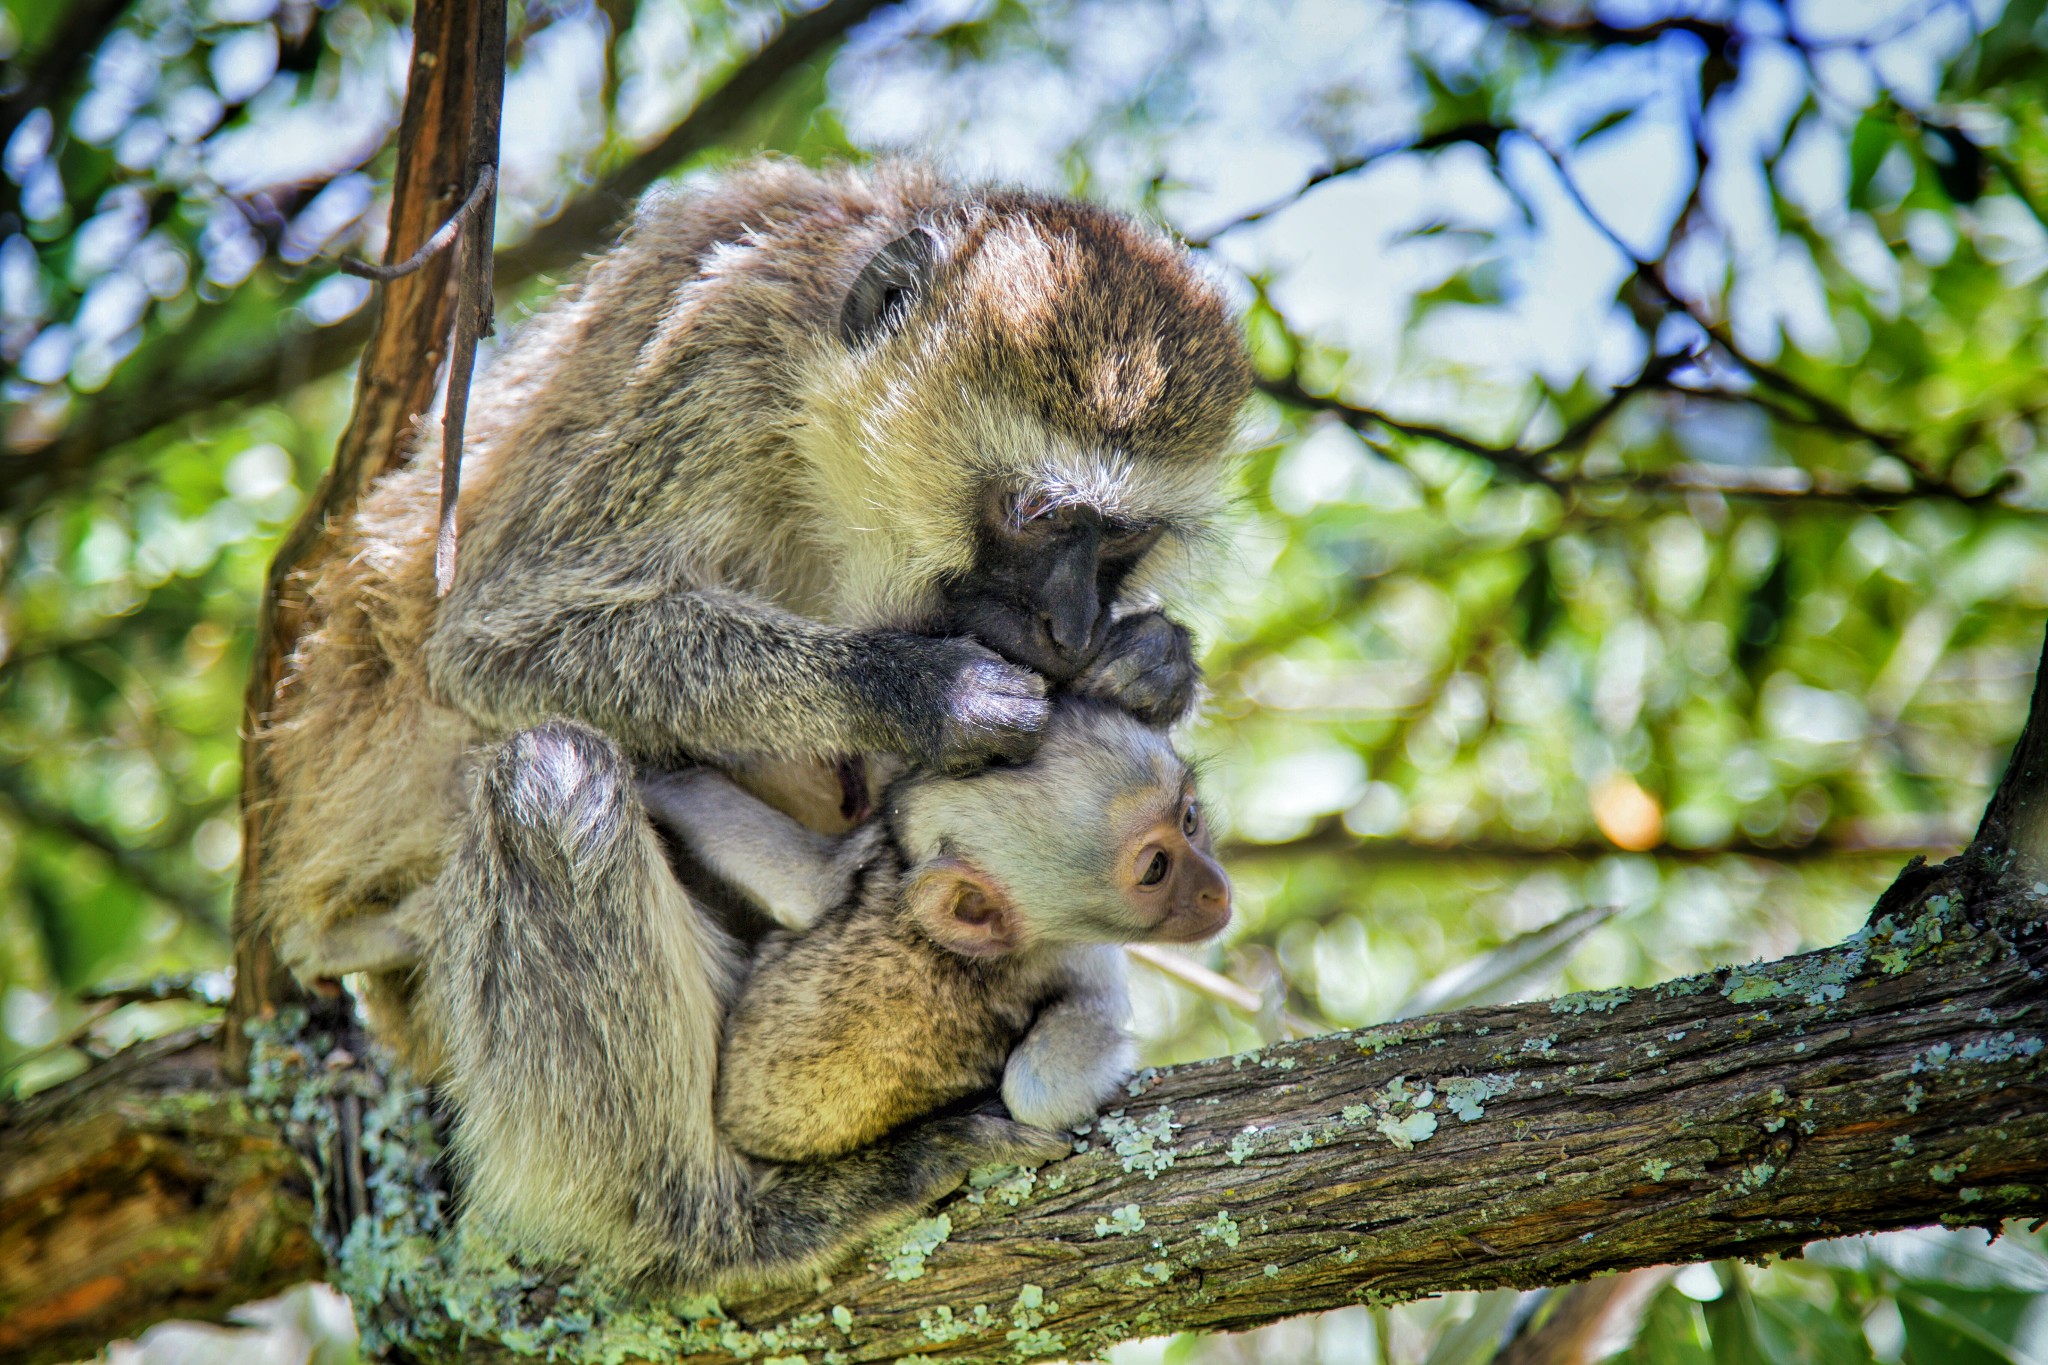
top-left (1124, 944), bottom-right (1319, 1040)
top-left (436, 0), bottom-right (507, 596)
top-left (1182, 123), bottom-right (1508, 249)
top-left (335, 167), bottom-right (496, 282)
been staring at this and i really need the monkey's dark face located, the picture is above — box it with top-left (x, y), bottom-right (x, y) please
top-left (937, 484), bottom-right (1167, 683)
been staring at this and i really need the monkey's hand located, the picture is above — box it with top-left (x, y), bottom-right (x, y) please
top-left (912, 639), bottom-right (1049, 773)
top-left (1071, 611), bottom-right (1199, 727)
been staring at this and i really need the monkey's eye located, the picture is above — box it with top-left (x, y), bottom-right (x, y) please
top-left (1138, 849), bottom-right (1170, 887)
top-left (1181, 799), bottom-right (1200, 838)
top-left (1104, 521), bottom-right (1165, 560)
top-left (1011, 492), bottom-right (1056, 524)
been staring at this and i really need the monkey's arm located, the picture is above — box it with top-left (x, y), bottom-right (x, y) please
top-left (638, 768), bottom-right (883, 932)
top-left (426, 570), bottom-right (1047, 770)
top-left (1001, 947), bottom-right (1137, 1131)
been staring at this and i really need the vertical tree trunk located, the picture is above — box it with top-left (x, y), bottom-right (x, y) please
top-left (223, 0), bottom-right (505, 1078)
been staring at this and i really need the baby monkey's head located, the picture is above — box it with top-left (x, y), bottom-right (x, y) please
top-left (888, 699), bottom-right (1230, 958)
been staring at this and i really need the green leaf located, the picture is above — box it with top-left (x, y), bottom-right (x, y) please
top-left (1848, 112), bottom-right (1896, 209)
top-left (1577, 105), bottom-right (1643, 146)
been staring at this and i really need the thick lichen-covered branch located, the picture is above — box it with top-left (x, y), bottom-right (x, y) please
top-left (7, 856), bottom-right (2043, 1365)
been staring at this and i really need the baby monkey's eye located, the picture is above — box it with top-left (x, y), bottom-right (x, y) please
top-left (1181, 800), bottom-right (1200, 837)
top-left (1138, 849), bottom-right (1171, 887)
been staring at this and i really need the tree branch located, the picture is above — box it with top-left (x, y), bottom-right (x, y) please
top-left (1221, 816), bottom-right (1975, 867)
top-left (4, 851), bottom-right (2043, 1363)
top-left (491, 0), bottom-right (894, 285)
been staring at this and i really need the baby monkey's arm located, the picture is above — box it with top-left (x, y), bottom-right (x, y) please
top-left (1001, 946), bottom-right (1136, 1131)
top-left (638, 768), bottom-right (882, 932)
top-left (277, 887), bottom-right (432, 981)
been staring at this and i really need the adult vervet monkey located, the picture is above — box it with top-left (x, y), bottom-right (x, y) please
top-left (257, 159), bottom-right (1250, 1285)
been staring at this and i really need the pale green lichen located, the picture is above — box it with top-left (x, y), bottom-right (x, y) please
top-left (1440, 1073), bottom-right (1517, 1122)
top-left (1960, 1033), bottom-right (2045, 1064)
top-left (918, 1304), bottom-right (993, 1344)
top-left (1005, 1285), bottom-right (1064, 1358)
top-left (1931, 1163), bottom-right (1967, 1184)
top-left (1550, 987), bottom-right (1632, 1015)
top-left (1227, 1128), bottom-right (1260, 1165)
top-left (1264, 1265), bottom-right (1280, 1278)
top-left (1654, 974), bottom-right (1715, 999)
top-left (1377, 1111), bottom-right (1439, 1150)
top-left (830, 1307), bottom-right (853, 1334)
top-left (1520, 1034), bottom-right (1558, 1056)
top-left (1094, 1204), bottom-right (1146, 1237)
top-left (1894, 1135), bottom-right (1916, 1155)
top-left (1126, 1262), bottom-right (1173, 1288)
top-left (246, 1014), bottom-right (876, 1364)
top-left (1353, 1020), bottom-right (1441, 1054)
top-left (1199, 1211), bottom-right (1242, 1248)
top-left (1097, 1107), bottom-right (1179, 1178)
top-left (1642, 1158), bottom-right (1673, 1182)
top-left (966, 1164), bottom-right (1039, 1208)
top-left (879, 1215), bottom-right (952, 1282)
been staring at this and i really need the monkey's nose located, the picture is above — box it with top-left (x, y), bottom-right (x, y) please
top-left (1042, 595), bottom-right (1099, 656)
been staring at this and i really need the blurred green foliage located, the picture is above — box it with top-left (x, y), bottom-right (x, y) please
top-left (4, 0), bottom-right (2048, 1360)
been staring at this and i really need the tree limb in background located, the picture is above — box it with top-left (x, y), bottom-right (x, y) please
top-left (492, 0), bottom-right (895, 284)
top-left (0, 0), bottom-right (898, 519)
top-left (222, 0), bottom-right (505, 1080)
top-left (0, 769), bottom-right (224, 939)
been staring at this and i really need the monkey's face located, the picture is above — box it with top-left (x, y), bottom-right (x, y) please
top-left (1115, 782), bottom-right (1232, 945)
top-left (895, 700), bottom-right (1233, 956)
top-left (933, 484), bottom-right (1167, 683)
top-left (791, 192), bottom-right (1250, 638)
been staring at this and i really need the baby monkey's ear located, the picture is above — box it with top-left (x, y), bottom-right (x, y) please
top-left (907, 857), bottom-right (1020, 958)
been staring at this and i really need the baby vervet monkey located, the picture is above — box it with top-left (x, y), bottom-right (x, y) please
top-left (645, 700), bottom-right (1231, 1162)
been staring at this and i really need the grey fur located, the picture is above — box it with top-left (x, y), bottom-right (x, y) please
top-left (253, 160), bottom-right (1247, 1286)
top-left (424, 721), bottom-right (1065, 1286)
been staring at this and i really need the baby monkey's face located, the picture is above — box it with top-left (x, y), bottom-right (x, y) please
top-left (1112, 776), bottom-right (1231, 945)
top-left (895, 700), bottom-right (1232, 957)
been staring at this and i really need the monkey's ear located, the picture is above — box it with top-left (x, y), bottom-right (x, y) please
top-left (840, 227), bottom-right (939, 349)
top-left (906, 857), bottom-right (1019, 958)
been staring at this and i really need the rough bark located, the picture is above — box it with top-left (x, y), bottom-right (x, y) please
top-left (4, 851), bottom-right (2043, 1364)
top-left (222, 0), bottom-right (502, 1079)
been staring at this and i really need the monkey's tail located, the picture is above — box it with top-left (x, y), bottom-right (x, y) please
top-left (637, 1111), bottom-right (1068, 1290)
